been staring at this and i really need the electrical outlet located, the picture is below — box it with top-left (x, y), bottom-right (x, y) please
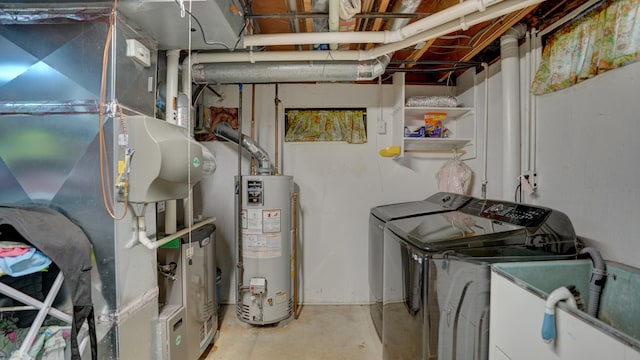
top-left (521, 171), bottom-right (538, 190)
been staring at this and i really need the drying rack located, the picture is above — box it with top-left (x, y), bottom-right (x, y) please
top-left (0, 262), bottom-right (89, 359)
top-left (0, 205), bottom-right (96, 360)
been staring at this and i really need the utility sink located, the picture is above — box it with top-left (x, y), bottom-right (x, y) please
top-left (492, 259), bottom-right (640, 351)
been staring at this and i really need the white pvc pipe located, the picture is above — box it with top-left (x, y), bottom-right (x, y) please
top-left (366, 0), bottom-right (537, 59)
top-left (481, 63), bottom-right (489, 199)
top-left (245, 31), bottom-right (389, 47)
top-left (398, 0), bottom-right (485, 38)
top-left (523, 31), bottom-right (531, 173)
top-left (187, 0), bottom-right (545, 66)
top-left (531, 29), bottom-right (541, 177)
top-left (191, 50), bottom-right (364, 63)
top-left (166, 50), bottom-right (180, 235)
top-left (181, 54), bottom-right (192, 106)
top-left (243, 0), bottom-right (487, 47)
top-left (166, 50), bottom-right (180, 123)
top-left (500, 26), bottom-right (524, 201)
top-left (127, 215), bottom-right (216, 250)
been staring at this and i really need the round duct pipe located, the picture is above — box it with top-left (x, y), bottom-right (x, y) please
top-left (213, 122), bottom-right (274, 175)
top-left (192, 56), bottom-right (390, 84)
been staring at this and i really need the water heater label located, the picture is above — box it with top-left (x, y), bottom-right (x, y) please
top-left (247, 180), bottom-right (263, 206)
top-left (262, 209), bottom-right (281, 233)
top-left (243, 209), bottom-right (263, 232)
top-left (242, 233), bottom-right (282, 258)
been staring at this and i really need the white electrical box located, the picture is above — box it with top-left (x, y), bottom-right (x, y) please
top-left (249, 278), bottom-right (266, 295)
top-left (126, 39), bottom-right (151, 67)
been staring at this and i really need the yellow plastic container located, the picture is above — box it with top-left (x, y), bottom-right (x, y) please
top-left (379, 146), bottom-right (401, 157)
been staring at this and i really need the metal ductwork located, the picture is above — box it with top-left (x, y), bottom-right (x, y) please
top-left (213, 121), bottom-right (274, 175)
top-left (191, 0), bottom-right (421, 84)
top-left (183, 0), bottom-right (548, 85)
top-left (192, 55), bottom-right (390, 84)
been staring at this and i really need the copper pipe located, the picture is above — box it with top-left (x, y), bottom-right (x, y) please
top-left (292, 191), bottom-right (299, 319)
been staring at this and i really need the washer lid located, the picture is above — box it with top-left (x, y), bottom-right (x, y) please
top-left (370, 192), bottom-right (472, 222)
top-left (386, 212), bottom-right (526, 252)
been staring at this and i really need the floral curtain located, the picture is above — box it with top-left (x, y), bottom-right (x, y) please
top-left (284, 109), bottom-right (367, 144)
top-left (531, 0), bottom-right (640, 95)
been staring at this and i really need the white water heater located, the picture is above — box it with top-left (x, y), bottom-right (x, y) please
top-left (236, 175), bottom-right (293, 325)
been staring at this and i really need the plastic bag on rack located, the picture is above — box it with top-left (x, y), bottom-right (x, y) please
top-left (436, 153), bottom-right (473, 194)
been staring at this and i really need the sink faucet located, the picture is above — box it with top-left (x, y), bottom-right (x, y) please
top-left (579, 247), bottom-right (606, 317)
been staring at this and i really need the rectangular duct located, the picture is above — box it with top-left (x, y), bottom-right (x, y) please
top-left (0, 7), bottom-right (159, 359)
top-left (118, 0), bottom-right (244, 50)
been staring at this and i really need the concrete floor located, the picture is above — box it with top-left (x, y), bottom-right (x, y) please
top-left (204, 305), bottom-right (382, 360)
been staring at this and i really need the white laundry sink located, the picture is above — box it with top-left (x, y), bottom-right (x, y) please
top-left (488, 259), bottom-right (640, 360)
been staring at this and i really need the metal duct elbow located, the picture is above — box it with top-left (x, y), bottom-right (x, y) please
top-left (213, 122), bottom-right (274, 175)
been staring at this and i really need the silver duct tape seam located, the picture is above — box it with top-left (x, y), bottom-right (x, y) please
top-left (97, 286), bottom-right (159, 326)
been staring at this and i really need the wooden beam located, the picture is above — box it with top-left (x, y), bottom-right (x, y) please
top-left (365, 0), bottom-right (391, 49)
top-left (359, 0), bottom-right (375, 31)
top-left (303, 0), bottom-right (313, 33)
top-left (437, 4), bottom-right (539, 81)
top-left (463, 5), bottom-right (539, 62)
top-left (405, 38), bottom-right (437, 68)
top-left (303, 0), bottom-right (314, 50)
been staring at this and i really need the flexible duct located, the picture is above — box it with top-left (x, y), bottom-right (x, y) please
top-left (193, 55), bottom-right (389, 84)
top-left (213, 121), bottom-right (274, 175)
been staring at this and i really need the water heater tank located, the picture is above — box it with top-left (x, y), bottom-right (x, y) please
top-left (236, 175), bottom-right (293, 325)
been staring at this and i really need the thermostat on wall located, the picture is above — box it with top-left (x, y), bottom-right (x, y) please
top-left (126, 39), bottom-right (151, 67)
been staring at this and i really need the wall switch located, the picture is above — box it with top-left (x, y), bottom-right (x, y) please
top-left (126, 39), bottom-right (151, 67)
top-left (377, 120), bottom-right (387, 134)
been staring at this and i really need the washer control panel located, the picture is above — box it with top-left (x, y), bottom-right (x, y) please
top-left (461, 199), bottom-right (550, 227)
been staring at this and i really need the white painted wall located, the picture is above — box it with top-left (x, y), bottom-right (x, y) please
top-left (199, 79), bottom-right (497, 304)
top-left (476, 37), bottom-right (640, 268)
top-left (530, 61), bottom-right (640, 268)
top-left (198, 55), bottom-right (640, 304)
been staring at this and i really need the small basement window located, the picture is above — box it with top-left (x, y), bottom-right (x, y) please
top-left (284, 108), bottom-right (367, 144)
